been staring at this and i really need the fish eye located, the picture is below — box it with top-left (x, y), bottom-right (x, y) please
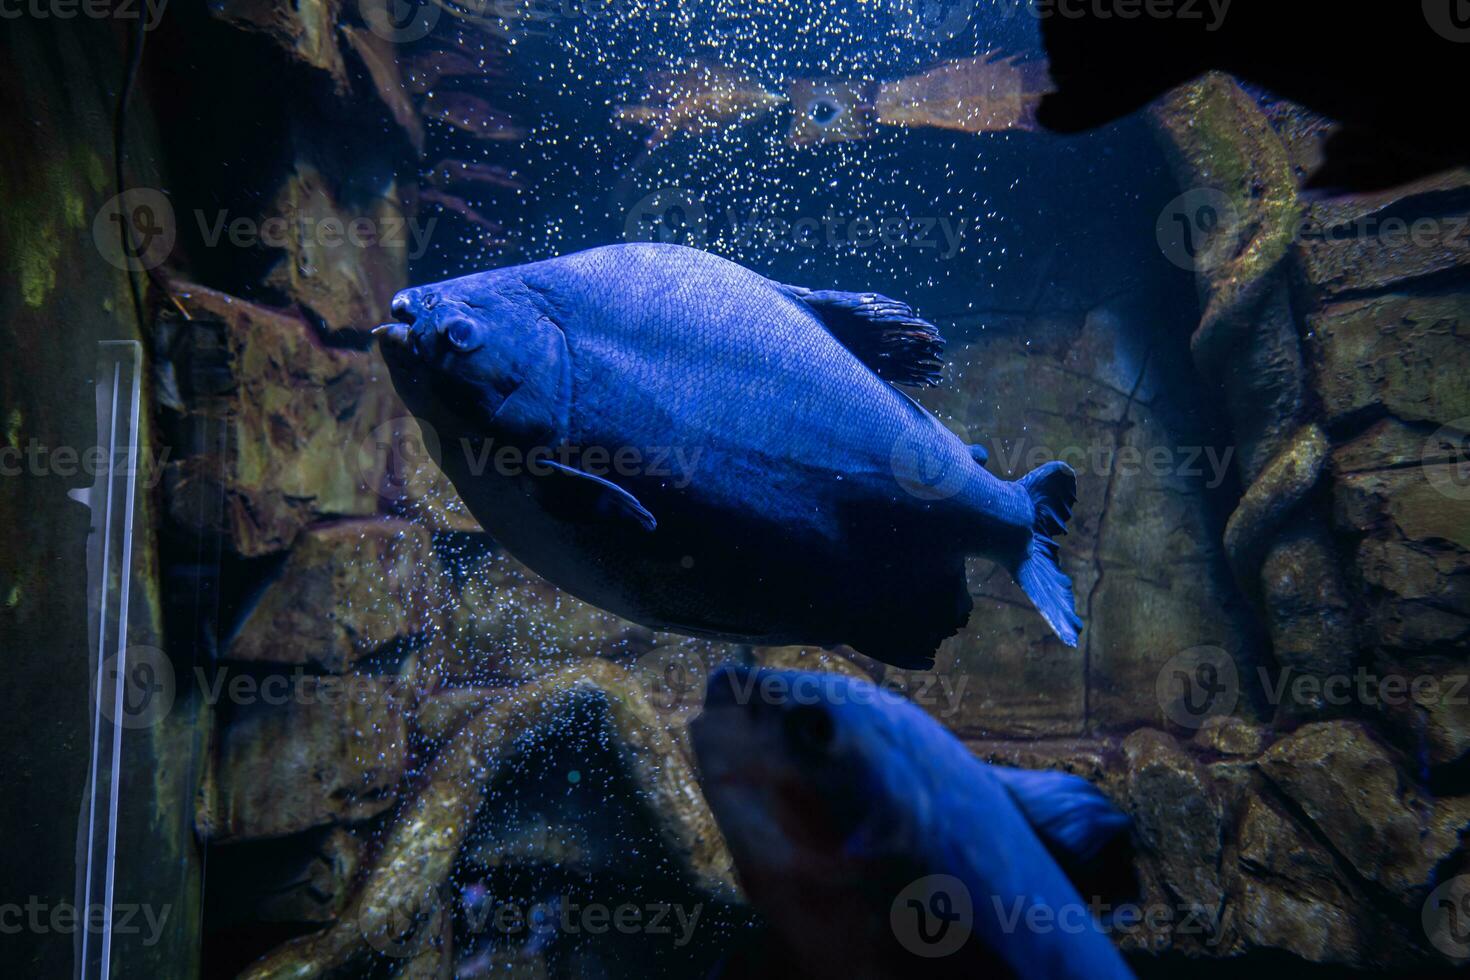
top-left (423, 292), bottom-right (439, 310)
top-left (809, 98), bottom-right (842, 127)
top-left (444, 317), bottom-right (479, 351)
top-left (783, 703), bottom-right (834, 754)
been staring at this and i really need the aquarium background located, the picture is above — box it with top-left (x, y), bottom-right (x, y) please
top-left (1, 0), bottom-right (1469, 977)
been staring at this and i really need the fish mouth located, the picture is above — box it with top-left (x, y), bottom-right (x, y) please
top-left (372, 322), bottom-right (414, 351)
top-left (374, 289), bottom-right (422, 353)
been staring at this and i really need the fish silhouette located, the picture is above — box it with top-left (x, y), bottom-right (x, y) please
top-left (691, 665), bottom-right (1135, 979)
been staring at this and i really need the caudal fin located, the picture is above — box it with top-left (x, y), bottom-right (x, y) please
top-left (1015, 461), bottom-right (1083, 646)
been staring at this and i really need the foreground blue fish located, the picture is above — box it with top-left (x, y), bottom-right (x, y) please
top-left (690, 666), bottom-right (1135, 980)
top-left (376, 244), bottom-right (1081, 667)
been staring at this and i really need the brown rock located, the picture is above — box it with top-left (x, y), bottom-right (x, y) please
top-left (162, 283), bottom-right (393, 556)
top-left (1122, 729), bottom-right (1231, 949)
top-left (1193, 715), bottom-right (1266, 757)
top-left (263, 164), bottom-right (410, 336)
top-left (228, 519), bottom-right (443, 671)
top-left (1370, 657), bottom-right (1470, 769)
top-left (1257, 721), bottom-right (1464, 904)
top-left (209, 827), bottom-right (364, 925)
top-left (1257, 521), bottom-right (1357, 717)
top-left (1333, 465), bottom-right (1470, 652)
top-left (210, 0), bottom-right (348, 88)
top-left (754, 645), bottom-right (873, 679)
top-left (212, 675), bottom-right (409, 841)
top-left (1233, 793), bottom-right (1366, 965)
top-left (341, 26), bottom-right (424, 154)
top-left (1296, 202), bottom-right (1470, 297)
top-left (1222, 424), bottom-right (1328, 576)
top-left (1307, 292), bottom-right (1470, 428)
top-left (964, 739), bottom-right (1119, 789)
top-left (1332, 417), bottom-right (1449, 475)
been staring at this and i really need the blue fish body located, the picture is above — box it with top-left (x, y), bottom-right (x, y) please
top-left (378, 244), bottom-right (1081, 667)
top-left (690, 666), bottom-right (1136, 980)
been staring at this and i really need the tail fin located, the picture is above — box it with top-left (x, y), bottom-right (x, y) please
top-left (1015, 461), bottom-right (1083, 646)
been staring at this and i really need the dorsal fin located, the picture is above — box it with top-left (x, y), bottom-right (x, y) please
top-left (779, 285), bottom-right (945, 387)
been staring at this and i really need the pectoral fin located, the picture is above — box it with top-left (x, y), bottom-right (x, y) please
top-left (535, 460), bottom-right (657, 532)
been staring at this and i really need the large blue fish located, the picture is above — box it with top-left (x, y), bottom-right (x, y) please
top-left (376, 244), bottom-right (1081, 668)
top-left (690, 666), bottom-right (1135, 980)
